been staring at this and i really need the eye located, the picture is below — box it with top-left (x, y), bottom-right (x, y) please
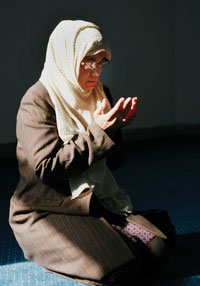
top-left (80, 58), bottom-right (93, 69)
top-left (99, 58), bottom-right (109, 66)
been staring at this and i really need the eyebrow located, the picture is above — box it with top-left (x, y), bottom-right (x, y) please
top-left (84, 56), bottom-right (96, 60)
top-left (84, 56), bottom-right (109, 63)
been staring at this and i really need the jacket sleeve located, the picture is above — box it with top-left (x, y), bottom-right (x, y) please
top-left (16, 86), bottom-right (116, 186)
top-left (103, 85), bottom-right (127, 170)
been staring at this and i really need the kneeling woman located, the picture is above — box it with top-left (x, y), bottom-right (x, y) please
top-left (9, 20), bottom-right (173, 285)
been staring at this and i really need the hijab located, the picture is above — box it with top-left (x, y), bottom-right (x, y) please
top-left (39, 20), bottom-right (132, 215)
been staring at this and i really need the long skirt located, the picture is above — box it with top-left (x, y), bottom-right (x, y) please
top-left (9, 194), bottom-right (175, 286)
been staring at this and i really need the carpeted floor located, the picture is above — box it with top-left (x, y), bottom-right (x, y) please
top-left (1, 135), bottom-right (200, 285)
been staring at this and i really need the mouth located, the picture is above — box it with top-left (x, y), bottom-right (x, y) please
top-left (87, 80), bottom-right (97, 85)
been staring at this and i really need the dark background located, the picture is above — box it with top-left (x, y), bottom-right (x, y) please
top-left (0, 0), bottom-right (200, 149)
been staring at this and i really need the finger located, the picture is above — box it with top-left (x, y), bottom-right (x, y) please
top-left (115, 99), bottom-right (132, 128)
top-left (130, 97), bottom-right (137, 111)
top-left (124, 97), bottom-right (132, 107)
top-left (124, 101), bottom-right (137, 120)
top-left (131, 97), bottom-right (137, 108)
top-left (123, 109), bottom-right (137, 125)
top-left (94, 98), bottom-right (107, 115)
top-left (107, 98), bottom-right (125, 120)
top-left (125, 107), bottom-right (137, 120)
top-left (119, 97), bottom-right (137, 120)
top-left (132, 97), bottom-right (138, 103)
top-left (121, 97), bottom-right (132, 118)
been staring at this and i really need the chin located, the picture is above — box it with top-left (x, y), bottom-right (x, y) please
top-left (87, 87), bottom-right (95, 91)
top-left (85, 84), bottom-right (96, 92)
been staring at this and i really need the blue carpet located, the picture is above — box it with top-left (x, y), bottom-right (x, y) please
top-left (1, 136), bottom-right (200, 285)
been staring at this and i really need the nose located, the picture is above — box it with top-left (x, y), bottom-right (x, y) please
top-left (91, 67), bottom-right (101, 76)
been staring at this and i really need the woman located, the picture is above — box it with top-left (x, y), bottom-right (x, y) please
top-left (9, 20), bottom-right (174, 285)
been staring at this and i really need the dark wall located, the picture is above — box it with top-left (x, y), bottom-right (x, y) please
top-left (0, 0), bottom-right (199, 144)
top-left (176, 0), bottom-right (200, 124)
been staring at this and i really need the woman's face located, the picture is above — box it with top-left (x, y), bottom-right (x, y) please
top-left (78, 51), bottom-right (107, 92)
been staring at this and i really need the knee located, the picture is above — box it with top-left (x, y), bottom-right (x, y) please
top-left (143, 236), bottom-right (168, 273)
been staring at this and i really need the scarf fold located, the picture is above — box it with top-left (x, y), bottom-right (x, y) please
top-left (39, 20), bottom-right (133, 215)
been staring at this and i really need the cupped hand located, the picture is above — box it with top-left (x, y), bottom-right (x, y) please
top-left (94, 96), bottom-right (138, 136)
top-left (122, 97), bottom-right (137, 126)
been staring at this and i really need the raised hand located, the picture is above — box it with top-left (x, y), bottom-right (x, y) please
top-left (94, 96), bottom-right (137, 136)
top-left (123, 97), bottom-right (137, 126)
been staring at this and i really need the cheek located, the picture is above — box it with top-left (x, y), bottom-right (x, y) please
top-left (78, 67), bottom-right (88, 87)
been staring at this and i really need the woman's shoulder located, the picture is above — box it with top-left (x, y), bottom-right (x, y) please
top-left (20, 81), bottom-right (54, 111)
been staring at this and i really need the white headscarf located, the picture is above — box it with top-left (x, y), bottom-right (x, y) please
top-left (40, 20), bottom-right (132, 215)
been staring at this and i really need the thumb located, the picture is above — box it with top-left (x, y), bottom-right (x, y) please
top-left (94, 98), bottom-right (107, 115)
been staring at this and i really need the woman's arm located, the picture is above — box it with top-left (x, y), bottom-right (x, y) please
top-left (17, 84), bottom-right (115, 186)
